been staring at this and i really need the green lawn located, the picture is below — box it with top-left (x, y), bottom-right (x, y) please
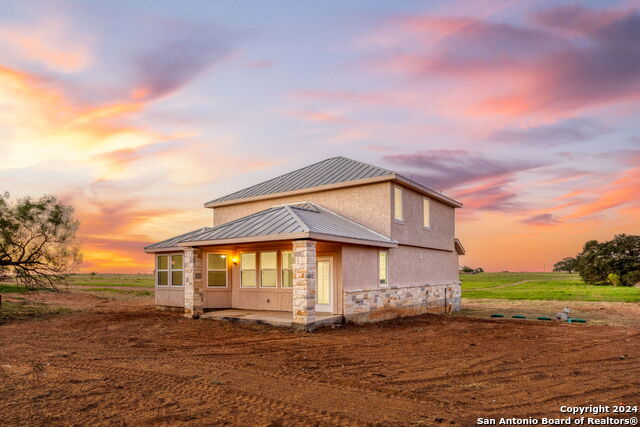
top-left (69, 274), bottom-right (154, 288)
top-left (461, 273), bottom-right (640, 302)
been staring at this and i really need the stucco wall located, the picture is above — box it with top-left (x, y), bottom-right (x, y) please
top-left (390, 184), bottom-right (455, 251)
top-left (155, 287), bottom-right (184, 307)
top-left (389, 245), bottom-right (459, 285)
top-left (342, 244), bottom-right (459, 290)
top-left (341, 245), bottom-right (379, 291)
top-left (212, 182), bottom-right (391, 236)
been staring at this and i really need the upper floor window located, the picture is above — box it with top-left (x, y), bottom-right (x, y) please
top-left (379, 250), bottom-right (388, 286)
top-left (207, 253), bottom-right (227, 287)
top-left (260, 251), bottom-right (277, 287)
top-left (281, 251), bottom-right (294, 288)
top-left (423, 198), bottom-right (431, 229)
top-left (156, 254), bottom-right (183, 286)
top-left (393, 186), bottom-right (403, 222)
top-left (240, 252), bottom-right (257, 287)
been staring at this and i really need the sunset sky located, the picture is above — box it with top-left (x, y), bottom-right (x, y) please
top-left (1, 0), bottom-right (639, 273)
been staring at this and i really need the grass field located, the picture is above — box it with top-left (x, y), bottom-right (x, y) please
top-left (461, 272), bottom-right (640, 302)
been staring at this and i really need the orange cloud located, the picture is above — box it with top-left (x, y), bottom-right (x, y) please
top-left (0, 22), bottom-right (92, 72)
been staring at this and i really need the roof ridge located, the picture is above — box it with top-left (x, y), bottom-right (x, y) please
top-left (282, 205), bottom-right (310, 232)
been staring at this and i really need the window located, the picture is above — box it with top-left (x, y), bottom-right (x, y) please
top-left (393, 186), bottom-right (403, 221)
top-left (423, 198), bottom-right (431, 228)
top-left (207, 253), bottom-right (227, 287)
top-left (379, 251), bottom-right (388, 286)
top-left (171, 254), bottom-right (183, 286)
top-left (156, 254), bottom-right (183, 286)
top-left (260, 251), bottom-right (277, 287)
top-left (281, 251), bottom-right (294, 288)
top-left (240, 253), bottom-right (256, 287)
top-left (157, 255), bottom-right (169, 286)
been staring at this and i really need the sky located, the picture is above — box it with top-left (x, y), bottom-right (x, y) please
top-left (0, 0), bottom-right (639, 273)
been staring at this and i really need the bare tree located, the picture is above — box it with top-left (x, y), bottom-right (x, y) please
top-left (0, 192), bottom-right (82, 290)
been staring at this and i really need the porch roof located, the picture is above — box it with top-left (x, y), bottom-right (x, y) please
top-left (144, 202), bottom-right (397, 252)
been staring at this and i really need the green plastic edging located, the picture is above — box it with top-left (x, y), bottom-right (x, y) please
top-left (537, 316), bottom-right (552, 321)
top-left (490, 314), bottom-right (505, 318)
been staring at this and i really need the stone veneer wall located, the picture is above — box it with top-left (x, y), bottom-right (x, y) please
top-left (183, 248), bottom-right (204, 318)
top-left (292, 240), bottom-right (317, 328)
top-left (343, 282), bottom-right (461, 324)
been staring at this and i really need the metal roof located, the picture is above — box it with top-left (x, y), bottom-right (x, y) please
top-left (204, 156), bottom-right (462, 208)
top-left (144, 202), bottom-right (396, 251)
top-left (206, 157), bottom-right (394, 206)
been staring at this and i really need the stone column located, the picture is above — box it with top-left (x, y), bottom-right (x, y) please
top-left (292, 239), bottom-right (317, 328)
top-left (183, 247), bottom-right (204, 318)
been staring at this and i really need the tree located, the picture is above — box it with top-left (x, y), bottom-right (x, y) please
top-left (0, 193), bottom-right (82, 290)
top-left (473, 267), bottom-right (484, 274)
top-left (575, 234), bottom-right (640, 286)
top-left (461, 266), bottom-right (474, 273)
top-left (553, 257), bottom-right (578, 274)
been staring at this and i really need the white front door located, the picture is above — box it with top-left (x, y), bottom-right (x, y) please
top-left (315, 257), bottom-right (333, 313)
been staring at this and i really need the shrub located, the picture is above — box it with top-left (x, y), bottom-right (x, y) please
top-left (622, 270), bottom-right (640, 287)
top-left (607, 273), bottom-right (621, 287)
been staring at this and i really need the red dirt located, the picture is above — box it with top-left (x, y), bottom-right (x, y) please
top-left (1, 292), bottom-right (639, 425)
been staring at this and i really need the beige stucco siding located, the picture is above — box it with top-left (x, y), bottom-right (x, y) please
top-left (342, 244), bottom-right (459, 291)
top-left (389, 245), bottom-right (459, 285)
top-left (341, 245), bottom-right (379, 291)
top-left (155, 287), bottom-right (184, 307)
top-left (212, 182), bottom-right (391, 236)
top-left (390, 184), bottom-right (455, 251)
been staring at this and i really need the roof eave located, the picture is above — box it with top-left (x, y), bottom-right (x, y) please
top-left (392, 175), bottom-right (463, 208)
top-left (144, 246), bottom-right (185, 253)
top-left (204, 174), bottom-right (395, 208)
top-left (175, 231), bottom-right (397, 248)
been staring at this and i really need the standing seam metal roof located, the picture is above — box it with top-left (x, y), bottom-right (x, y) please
top-left (206, 157), bottom-right (394, 205)
top-left (144, 202), bottom-right (396, 249)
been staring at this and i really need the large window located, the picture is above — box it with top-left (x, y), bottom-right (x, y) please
top-left (207, 253), bottom-right (227, 287)
top-left (260, 251), bottom-right (277, 287)
top-left (156, 254), bottom-right (183, 286)
top-left (423, 198), bottom-right (431, 229)
top-left (281, 251), bottom-right (294, 288)
top-left (393, 186), bottom-right (403, 222)
top-left (240, 252), bottom-right (256, 287)
top-left (379, 250), bottom-right (388, 286)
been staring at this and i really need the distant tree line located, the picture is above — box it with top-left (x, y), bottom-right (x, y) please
top-left (554, 234), bottom-right (640, 286)
top-left (460, 266), bottom-right (484, 274)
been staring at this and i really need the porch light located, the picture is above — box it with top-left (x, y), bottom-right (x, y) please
top-left (232, 256), bottom-right (238, 265)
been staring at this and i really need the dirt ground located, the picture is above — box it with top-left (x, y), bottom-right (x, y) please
top-left (1, 291), bottom-right (639, 426)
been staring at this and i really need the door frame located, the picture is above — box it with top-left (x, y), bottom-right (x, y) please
top-left (315, 256), bottom-right (334, 313)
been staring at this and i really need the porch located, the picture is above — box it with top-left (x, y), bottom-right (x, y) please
top-left (201, 309), bottom-right (343, 329)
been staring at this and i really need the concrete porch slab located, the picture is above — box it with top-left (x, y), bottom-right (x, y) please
top-left (201, 309), bottom-right (343, 329)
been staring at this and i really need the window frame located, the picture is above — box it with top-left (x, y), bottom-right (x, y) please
top-left (281, 250), bottom-right (294, 288)
top-left (155, 253), bottom-right (184, 287)
top-left (378, 250), bottom-right (389, 286)
top-left (206, 252), bottom-right (228, 288)
top-left (259, 251), bottom-right (278, 288)
top-left (422, 197), bottom-right (431, 230)
top-left (170, 254), bottom-right (184, 287)
top-left (240, 252), bottom-right (257, 288)
top-left (393, 186), bottom-right (404, 223)
top-left (156, 255), bottom-right (170, 287)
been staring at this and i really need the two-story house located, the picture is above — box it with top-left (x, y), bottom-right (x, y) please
top-left (144, 157), bottom-right (465, 329)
